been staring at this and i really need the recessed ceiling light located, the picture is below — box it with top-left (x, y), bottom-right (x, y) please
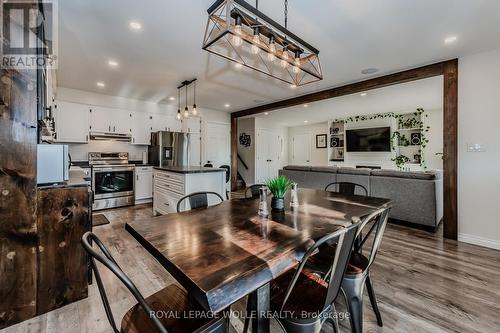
top-left (264, 112), bottom-right (269, 115)
top-left (96, 82), bottom-right (105, 88)
top-left (224, 103), bottom-right (230, 108)
top-left (108, 60), bottom-right (119, 67)
top-left (168, 96), bottom-right (175, 101)
top-left (444, 36), bottom-right (457, 44)
top-left (129, 21), bottom-right (142, 31)
top-left (290, 84), bottom-right (297, 89)
top-left (361, 68), bottom-right (379, 75)
top-left (303, 104), bottom-right (309, 108)
top-left (360, 92), bottom-right (367, 97)
top-left (234, 63), bottom-right (243, 69)
top-left (304, 120), bottom-right (309, 123)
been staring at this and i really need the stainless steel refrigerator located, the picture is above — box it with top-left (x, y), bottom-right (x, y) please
top-left (148, 131), bottom-right (191, 167)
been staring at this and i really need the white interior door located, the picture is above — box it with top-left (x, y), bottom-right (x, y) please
top-left (256, 129), bottom-right (281, 183)
top-left (204, 122), bottom-right (230, 167)
top-left (291, 133), bottom-right (311, 165)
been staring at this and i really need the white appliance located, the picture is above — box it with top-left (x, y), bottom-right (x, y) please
top-left (37, 144), bottom-right (70, 184)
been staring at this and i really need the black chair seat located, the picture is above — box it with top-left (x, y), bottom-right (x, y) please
top-left (270, 269), bottom-right (328, 317)
top-left (122, 284), bottom-right (221, 333)
top-left (308, 245), bottom-right (370, 277)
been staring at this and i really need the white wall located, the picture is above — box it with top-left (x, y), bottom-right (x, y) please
top-left (458, 49), bottom-right (500, 250)
top-left (56, 87), bottom-right (230, 161)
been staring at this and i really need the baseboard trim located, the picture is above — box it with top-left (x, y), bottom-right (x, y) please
top-left (458, 233), bottom-right (500, 251)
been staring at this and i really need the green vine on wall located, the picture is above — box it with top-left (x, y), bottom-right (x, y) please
top-left (334, 108), bottom-right (430, 170)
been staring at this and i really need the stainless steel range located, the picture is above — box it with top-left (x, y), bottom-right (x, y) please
top-left (89, 152), bottom-right (135, 210)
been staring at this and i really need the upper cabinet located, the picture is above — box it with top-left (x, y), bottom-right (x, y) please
top-left (54, 101), bottom-right (89, 143)
top-left (151, 113), bottom-right (182, 132)
top-left (131, 111), bottom-right (152, 145)
top-left (89, 107), bottom-right (130, 133)
top-left (182, 117), bottom-right (201, 133)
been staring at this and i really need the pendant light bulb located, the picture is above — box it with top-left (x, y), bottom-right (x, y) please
top-left (251, 28), bottom-right (260, 54)
top-left (268, 35), bottom-right (276, 53)
top-left (176, 87), bottom-right (181, 120)
top-left (233, 15), bottom-right (243, 46)
top-left (183, 107), bottom-right (189, 118)
top-left (191, 80), bottom-right (198, 116)
top-left (293, 66), bottom-right (300, 74)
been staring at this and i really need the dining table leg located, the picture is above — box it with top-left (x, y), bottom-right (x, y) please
top-left (250, 283), bottom-right (270, 333)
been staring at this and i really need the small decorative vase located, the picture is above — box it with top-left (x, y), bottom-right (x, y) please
top-left (271, 197), bottom-right (285, 211)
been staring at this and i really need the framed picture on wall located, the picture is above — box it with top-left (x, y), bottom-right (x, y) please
top-left (316, 134), bottom-right (327, 148)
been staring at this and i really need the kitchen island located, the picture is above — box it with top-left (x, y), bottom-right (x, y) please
top-left (153, 166), bottom-right (226, 215)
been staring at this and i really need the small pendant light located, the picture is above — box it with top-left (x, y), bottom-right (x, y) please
top-left (176, 87), bottom-right (182, 120)
top-left (183, 85), bottom-right (189, 118)
top-left (192, 80), bottom-right (198, 116)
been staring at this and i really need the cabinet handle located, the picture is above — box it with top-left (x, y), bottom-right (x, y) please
top-left (86, 135), bottom-right (88, 141)
top-left (108, 125), bottom-right (111, 132)
top-left (136, 175), bottom-right (138, 180)
top-left (164, 203), bottom-right (170, 206)
top-left (113, 126), bottom-right (115, 132)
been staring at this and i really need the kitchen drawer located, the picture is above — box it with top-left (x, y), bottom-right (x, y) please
top-left (136, 166), bottom-right (153, 173)
top-left (155, 180), bottom-right (184, 195)
top-left (155, 171), bottom-right (184, 183)
top-left (154, 190), bottom-right (182, 214)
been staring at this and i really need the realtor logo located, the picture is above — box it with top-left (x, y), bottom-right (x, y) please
top-left (1, 0), bottom-right (58, 69)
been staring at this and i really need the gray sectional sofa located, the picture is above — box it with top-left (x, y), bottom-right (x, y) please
top-left (279, 166), bottom-right (443, 230)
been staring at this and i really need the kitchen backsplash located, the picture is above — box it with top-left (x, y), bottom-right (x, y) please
top-left (69, 141), bottom-right (148, 161)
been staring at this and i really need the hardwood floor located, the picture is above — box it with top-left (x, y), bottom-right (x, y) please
top-left (2, 203), bottom-right (500, 333)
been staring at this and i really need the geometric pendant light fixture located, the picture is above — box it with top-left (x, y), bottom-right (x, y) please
top-left (202, 0), bottom-right (323, 87)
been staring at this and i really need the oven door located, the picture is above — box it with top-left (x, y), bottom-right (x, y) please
top-left (92, 166), bottom-right (135, 200)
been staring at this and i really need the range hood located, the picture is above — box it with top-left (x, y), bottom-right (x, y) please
top-left (89, 131), bottom-right (132, 142)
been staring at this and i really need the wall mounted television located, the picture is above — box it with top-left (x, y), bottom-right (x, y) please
top-left (346, 127), bottom-right (391, 152)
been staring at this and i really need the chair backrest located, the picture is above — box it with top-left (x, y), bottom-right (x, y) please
top-left (279, 222), bottom-right (359, 313)
top-left (176, 191), bottom-right (224, 213)
top-left (81, 232), bottom-right (168, 333)
top-left (352, 206), bottom-right (390, 270)
top-left (244, 184), bottom-right (267, 199)
top-left (203, 163), bottom-right (213, 168)
top-left (325, 182), bottom-right (368, 196)
top-left (219, 165), bottom-right (230, 183)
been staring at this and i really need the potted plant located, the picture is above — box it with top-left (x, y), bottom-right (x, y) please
top-left (265, 175), bottom-right (293, 211)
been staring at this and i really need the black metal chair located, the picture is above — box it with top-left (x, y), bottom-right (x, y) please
top-left (176, 191), bottom-right (224, 213)
top-left (81, 232), bottom-right (227, 333)
top-left (267, 222), bottom-right (360, 333)
top-left (324, 182), bottom-right (368, 197)
top-left (244, 184), bottom-right (267, 199)
top-left (219, 165), bottom-right (231, 200)
top-left (307, 207), bottom-right (390, 333)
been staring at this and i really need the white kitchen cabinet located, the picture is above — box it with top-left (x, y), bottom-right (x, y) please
top-left (54, 100), bottom-right (89, 143)
top-left (151, 113), bottom-right (169, 132)
top-left (169, 115), bottom-right (182, 132)
top-left (131, 111), bottom-right (152, 145)
top-left (114, 109), bottom-right (132, 134)
top-left (189, 133), bottom-right (201, 166)
top-left (182, 117), bottom-right (201, 133)
top-left (153, 169), bottom-right (225, 215)
top-left (89, 106), bottom-right (130, 133)
top-left (135, 166), bottom-right (153, 202)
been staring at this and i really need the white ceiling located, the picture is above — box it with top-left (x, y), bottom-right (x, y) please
top-left (246, 76), bottom-right (443, 128)
top-left (57, 0), bottom-right (500, 112)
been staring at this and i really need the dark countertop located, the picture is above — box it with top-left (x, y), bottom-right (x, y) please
top-left (38, 171), bottom-right (90, 190)
top-left (154, 166), bottom-right (226, 174)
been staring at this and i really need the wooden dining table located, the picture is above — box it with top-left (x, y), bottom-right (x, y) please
top-left (126, 188), bottom-right (391, 333)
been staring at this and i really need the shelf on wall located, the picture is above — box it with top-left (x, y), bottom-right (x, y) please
top-left (397, 128), bottom-right (422, 131)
